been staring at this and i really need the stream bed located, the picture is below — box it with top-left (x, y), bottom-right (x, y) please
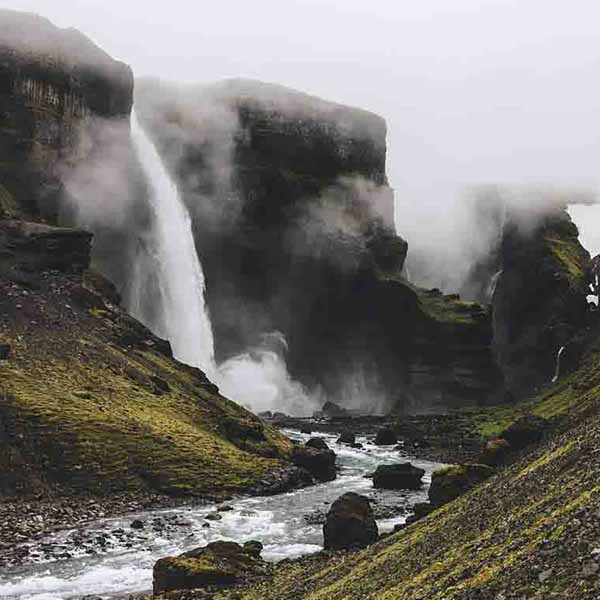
top-left (0, 430), bottom-right (444, 599)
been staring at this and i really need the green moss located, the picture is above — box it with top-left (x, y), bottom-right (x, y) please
top-left (414, 288), bottom-right (488, 326)
top-left (544, 234), bottom-right (589, 287)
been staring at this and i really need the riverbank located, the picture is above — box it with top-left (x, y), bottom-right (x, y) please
top-left (0, 430), bottom-right (444, 599)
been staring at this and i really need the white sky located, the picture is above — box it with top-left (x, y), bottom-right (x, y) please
top-left (3, 0), bottom-right (600, 246)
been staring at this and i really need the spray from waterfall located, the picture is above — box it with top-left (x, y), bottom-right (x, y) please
top-left (129, 109), bottom-right (317, 416)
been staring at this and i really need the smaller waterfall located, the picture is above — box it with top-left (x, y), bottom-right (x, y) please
top-left (130, 110), bottom-right (216, 377)
top-left (486, 269), bottom-right (503, 300)
top-left (551, 345), bottom-right (565, 383)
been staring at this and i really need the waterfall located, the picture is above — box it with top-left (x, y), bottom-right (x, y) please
top-left (551, 345), bottom-right (565, 383)
top-left (130, 109), bottom-right (216, 377)
top-left (129, 109), bottom-right (317, 416)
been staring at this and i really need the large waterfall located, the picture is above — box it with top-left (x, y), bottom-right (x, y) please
top-left (129, 110), bottom-right (317, 416)
top-left (130, 110), bottom-right (216, 377)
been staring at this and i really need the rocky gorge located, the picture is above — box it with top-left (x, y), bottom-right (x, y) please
top-left (0, 8), bottom-right (598, 600)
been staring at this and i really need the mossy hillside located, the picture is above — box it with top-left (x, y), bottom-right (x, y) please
top-left (416, 289), bottom-right (488, 327)
top-left (0, 271), bottom-right (292, 498)
top-left (458, 344), bottom-right (600, 439)
top-left (215, 397), bottom-right (600, 600)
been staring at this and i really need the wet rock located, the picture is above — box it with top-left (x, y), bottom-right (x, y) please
top-left (205, 512), bottom-right (223, 521)
top-left (130, 519), bottom-right (144, 530)
top-left (500, 414), bottom-right (550, 450)
top-left (300, 425), bottom-right (313, 435)
top-left (405, 501), bottom-right (434, 525)
top-left (243, 540), bottom-right (263, 558)
top-left (305, 437), bottom-right (330, 451)
top-left (337, 431), bottom-right (356, 445)
top-left (479, 438), bottom-right (511, 466)
top-left (315, 401), bottom-right (348, 419)
top-left (323, 492), bottom-right (378, 550)
top-left (429, 464), bottom-right (494, 507)
top-left (217, 505), bottom-right (234, 512)
top-left (372, 463), bottom-right (425, 490)
top-left (351, 442), bottom-right (363, 449)
top-left (374, 428), bottom-right (398, 445)
top-left (291, 446), bottom-right (336, 482)
top-left (153, 540), bottom-right (267, 594)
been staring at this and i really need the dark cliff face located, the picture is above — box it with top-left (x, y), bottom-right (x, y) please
top-left (0, 10), bottom-right (133, 222)
top-left (492, 206), bottom-right (591, 399)
top-left (136, 78), bottom-right (409, 409)
top-left (137, 79), bottom-right (504, 412)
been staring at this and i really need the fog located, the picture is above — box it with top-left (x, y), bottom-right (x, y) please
top-left (6, 0), bottom-right (600, 282)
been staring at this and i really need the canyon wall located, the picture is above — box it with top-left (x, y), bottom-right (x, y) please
top-left (137, 80), bottom-right (504, 411)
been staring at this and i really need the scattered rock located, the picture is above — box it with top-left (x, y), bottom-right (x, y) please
top-left (323, 492), bottom-right (378, 550)
top-left (130, 519), bottom-right (144, 530)
top-left (205, 512), bottom-right (223, 521)
top-left (314, 401), bottom-right (348, 419)
top-left (374, 428), bottom-right (398, 446)
top-left (291, 446), bottom-right (336, 482)
top-left (429, 464), bottom-right (494, 507)
top-left (337, 431), bottom-right (356, 445)
top-left (372, 463), bottom-right (425, 490)
top-left (305, 437), bottom-right (330, 451)
top-left (153, 540), bottom-right (267, 594)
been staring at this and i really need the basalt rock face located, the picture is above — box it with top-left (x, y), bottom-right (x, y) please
top-left (0, 10), bottom-right (133, 222)
top-left (136, 79), bottom-right (504, 411)
top-left (492, 207), bottom-right (591, 399)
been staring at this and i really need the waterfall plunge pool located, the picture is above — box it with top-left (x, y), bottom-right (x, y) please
top-left (0, 430), bottom-right (444, 600)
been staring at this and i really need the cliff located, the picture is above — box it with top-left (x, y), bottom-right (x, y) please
top-left (136, 79), bottom-right (503, 411)
top-left (492, 205), bottom-right (591, 399)
top-left (0, 10), bottom-right (133, 222)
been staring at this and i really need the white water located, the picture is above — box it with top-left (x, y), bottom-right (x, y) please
top-left (551, 345), bottom-right (565, 383)
top-left (0, 431), bottom-right (443, 600)
top-left (129, 111), bottom-right (317, 415)
top-left (130, 110), bottom-right (216, 376)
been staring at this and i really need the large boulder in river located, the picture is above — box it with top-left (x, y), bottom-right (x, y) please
top-left (428, 464), bottom-right (494, 507)
top-left (373, 463), bottom-right (425, 490)
top-left (374, 427), bottom-right (398, 445)
top-left (323, 492), bottom-right (378, 550)
top-left (305, 437), bottom-right (330, 451)
top-left (337, 431), bottom-right (356, 444)
top-left (291, 445), bottom-right (336, 482)
top-left (153, 540), bottom-right (267, 594)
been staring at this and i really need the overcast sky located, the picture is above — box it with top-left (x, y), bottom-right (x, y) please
top-left (4, 0), bottom-right (600, 251)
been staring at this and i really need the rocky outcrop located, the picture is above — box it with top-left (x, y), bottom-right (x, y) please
top-left (492, 206), bottom-right (591, 399)
top-left (153, 541), bottom-right (268, 594)
top-left (372, 463), bottom-right (425, 490)
top-left (0, 10), bottom-right (133, 222)
top-left (428, 463), bottom-right (494, 507)
top-left (323, 492), bottom-right (378, 550)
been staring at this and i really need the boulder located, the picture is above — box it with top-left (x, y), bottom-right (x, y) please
top-left (429, 464), bottom-right (494, 507)
top-left (374, 428), bottom-right (398, 445)
top-left (130, 519), bottom-right (144, 530)
top-left (319, 401), bottom-right (348, 419)
top-left (372, 463), bottom-right (425, 490)
top-left (305, 437), bottom-right (330, 451)
top-left (323, 492), bottom-right (378, 550)
top-left (479, 438), bottom-right (511, 466)
top-left (153, 540), bottom-right (267, 594)
top-left (291, 446), bottom-right (336, 482)
top-left (337, 431), bottom-right (356, 445)
top-left (300, 425), bottom-right (313, 435)
top-left (500, 415), bottom-right (549, 450)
